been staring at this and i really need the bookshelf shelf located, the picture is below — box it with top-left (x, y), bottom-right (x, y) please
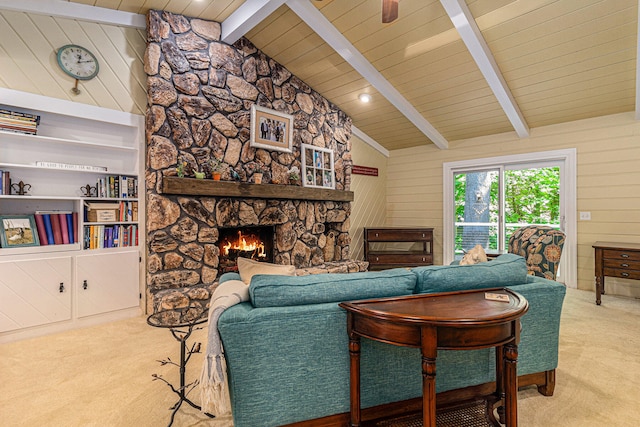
top-left (0, 162), bottom-right (133, 176)
top-left (0, 89), bottom-right (144, 342)
top-left (0, 129), bottom-right (137, 151)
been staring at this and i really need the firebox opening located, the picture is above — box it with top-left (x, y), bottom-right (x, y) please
top-left (218, 226), bottom-right (275, 273)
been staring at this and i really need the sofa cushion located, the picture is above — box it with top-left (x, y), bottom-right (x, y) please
top-left (237, 257), bottom-right (295, 285)
top-left (412, 253), bottom-right (527, 294)
top-left (250, 268), bottom-right (416, 308)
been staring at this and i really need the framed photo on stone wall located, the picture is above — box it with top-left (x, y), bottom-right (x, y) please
top-left (250, 105), bottom-right (293, 153)
top-left (301, 144), bottom-right (335, 189)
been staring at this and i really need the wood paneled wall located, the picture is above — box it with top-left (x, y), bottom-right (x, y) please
top-left (0, 10), bottom-right (146, 115)
top-left (349, 136), bottom-right (387, 261)
top-left (387, 112), bottom-right (640, 298)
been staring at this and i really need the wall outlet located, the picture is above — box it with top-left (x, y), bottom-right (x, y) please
top-left (579, 211), bottom-right (591, 221)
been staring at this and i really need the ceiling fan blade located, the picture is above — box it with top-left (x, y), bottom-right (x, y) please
top-left (382, 0), bottom-right (399, 23)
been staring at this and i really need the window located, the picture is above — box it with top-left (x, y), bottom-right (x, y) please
top-left (443, 149), bottom-right (576, 287)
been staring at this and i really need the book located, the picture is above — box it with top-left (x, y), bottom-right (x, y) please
top-left (0, 169), bottom-right (3, 195)
top-left (1, 170), bottom-right (9, 195)
top-left (50, 214), bottom-right (63, 245)
top-left (72, 212), bottom-right (78, 243)
top-left (59, 214), bottom-right (70, 244)
top-left (67, 213), bottom-right (75, 244)
top-left (42, 214), bottom-right (55, 246)
top-left (0, 108), bottom-right (40, 122)
top-left (34, 214), bottom-right (49, 245)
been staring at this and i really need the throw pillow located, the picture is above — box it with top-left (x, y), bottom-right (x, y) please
top-left (236, 257), bottom-right (296, 285)
top-left (460, 244), bottom-right (488, 265)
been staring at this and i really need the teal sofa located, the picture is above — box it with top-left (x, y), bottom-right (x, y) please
top-left (217, 254), bottom-right (566, 426)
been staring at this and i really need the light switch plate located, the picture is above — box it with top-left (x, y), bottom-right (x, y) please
top-left (579, 211), bottom-right (591, 220)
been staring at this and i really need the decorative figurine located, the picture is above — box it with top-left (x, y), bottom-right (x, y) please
top-left (80, 184), bottom-right (97, 197)
top-left (11, 181), bottom-right (31, 195)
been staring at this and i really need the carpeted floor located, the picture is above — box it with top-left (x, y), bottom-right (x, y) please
top-left (0, 287), bottom-right (638, 427)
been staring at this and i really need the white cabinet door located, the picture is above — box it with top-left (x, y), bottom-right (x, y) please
top-left (76, 250), bottom-right (140, 318)
top-left (0, 257), bottom-right (72, 333)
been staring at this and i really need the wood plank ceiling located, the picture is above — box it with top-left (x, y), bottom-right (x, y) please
top-left (61, 0), bottom-right (640, 151)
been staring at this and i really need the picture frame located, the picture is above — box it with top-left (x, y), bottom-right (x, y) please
top-left (0, 215), bottom-right (40, 248)
top-left (301, 144), bottom-right (335, 189)
top-left (250, 104), bottom-right (294, 153)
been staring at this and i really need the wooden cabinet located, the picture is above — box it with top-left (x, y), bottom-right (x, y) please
top-left (0, 89), bottom-right (143, 342)
top-left (0, 256), bottom-right (72, 333)
top-left (593, 241), bottom-right (640, 305)
top-left (365, 227), bottom-right (433, 270)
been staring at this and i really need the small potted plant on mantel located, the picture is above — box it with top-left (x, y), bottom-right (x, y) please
top-left (207, 158), bottom-right (226, 181)
top-left (253, 162), bottom-right (265, 184)
top-left (288, 166), bottom-right (300, 185)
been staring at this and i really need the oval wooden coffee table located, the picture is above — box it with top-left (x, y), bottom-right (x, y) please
top-left (339, 288), bottom-right (528, 427)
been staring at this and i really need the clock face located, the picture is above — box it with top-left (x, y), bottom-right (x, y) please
top-left (56, 44), bottom-right (99, 80)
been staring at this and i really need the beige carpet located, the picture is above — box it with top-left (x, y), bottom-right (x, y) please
top-left (0, 287), bottom-right (638, 427)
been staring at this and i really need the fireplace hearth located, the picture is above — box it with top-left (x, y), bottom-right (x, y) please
top-left (217, 226), bottom-right (275, 273)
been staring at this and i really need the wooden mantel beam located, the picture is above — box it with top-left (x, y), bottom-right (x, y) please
top-left (162, 177), bottom-right (354, 202)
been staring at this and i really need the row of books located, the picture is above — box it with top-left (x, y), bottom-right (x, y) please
top-left (83, 225), bottom-right (138, 249)
top-left (0, 170), bottom-right (9, 195)
top-left (97, 175), bottom-right (138, 199)
top-left (34, 212), bottom-right (78, 246)
top-left (0, 108), bottom-right (40, 135)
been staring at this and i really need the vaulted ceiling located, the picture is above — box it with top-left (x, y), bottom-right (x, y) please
top-left (58, 1), bottom-right (640, 151)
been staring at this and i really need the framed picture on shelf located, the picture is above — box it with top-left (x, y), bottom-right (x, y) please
top-left (301, 144), bottom-right (335, 189)
top-left (0, 215), bottom-right (40, 248)
top-left (250, 105), bottom-right (293, 153)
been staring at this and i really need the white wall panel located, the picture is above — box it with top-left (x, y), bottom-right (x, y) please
top-left (0, 10), bottom-right (146, 115)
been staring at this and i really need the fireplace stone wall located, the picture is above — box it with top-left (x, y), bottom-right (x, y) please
top-left (144, 10), bottom-right (357, 311)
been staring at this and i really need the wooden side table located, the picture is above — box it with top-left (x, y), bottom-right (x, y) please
top-left (339, 288), bottom-right (528, 427)
top-left (593, 241), bottom-right (640, 305)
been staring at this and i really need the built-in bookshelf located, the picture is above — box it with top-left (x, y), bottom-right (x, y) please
top-left (0, 88), bottom-right (144, 343)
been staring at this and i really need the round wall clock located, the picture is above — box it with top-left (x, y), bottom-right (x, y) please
top-left (56, 44), bottom-right (100, 81)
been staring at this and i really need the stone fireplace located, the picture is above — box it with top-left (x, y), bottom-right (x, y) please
top-left (144, 10), bottom-right (365, 312)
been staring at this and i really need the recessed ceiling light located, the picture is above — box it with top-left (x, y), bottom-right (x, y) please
top-left (358, 93), bottom-right (371, 103)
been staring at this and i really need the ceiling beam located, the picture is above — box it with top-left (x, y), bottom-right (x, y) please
top-left (0, 0), bottom-right (145, 28)
top-left (440, 0), bottom-right (529, 138)
top-left (221, 0), bottom-right (288, 45)
top-left (286, 0), bottom-right (448, 149)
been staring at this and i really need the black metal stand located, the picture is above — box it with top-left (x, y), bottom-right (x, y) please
top-left (148, 309), bottom-right (215, 427)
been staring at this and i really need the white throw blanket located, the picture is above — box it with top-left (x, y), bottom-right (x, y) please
top-left (199, 279), bottom-right (249, 416)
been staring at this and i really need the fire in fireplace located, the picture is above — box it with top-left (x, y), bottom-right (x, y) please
top-left (217, 226), bottom-right (275, 273)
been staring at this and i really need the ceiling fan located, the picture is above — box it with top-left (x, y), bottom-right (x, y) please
top-left (382, 0), bottom-right (399, 23)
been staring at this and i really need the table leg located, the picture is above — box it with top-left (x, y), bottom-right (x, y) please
top-left (347, 314), bottom-right (361, 427)
top-left (503, 341), bottom-right (519, 427)
top-left (495, 344), bottom-right (505, 424)
top-left (421, 327), bottom-right (437, 427)
top-left (595, 275), bottom-right (603, 305)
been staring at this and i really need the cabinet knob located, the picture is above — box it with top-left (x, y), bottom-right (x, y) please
top-left (59, 283), bottom-right (64, 293)
top-left (621, 254), bottom-right (630, 258)
top-left (375, 233), bottom-right (379, 237)
top-left (422, 233), bottom-right (425, 238)
top-left (375, 257), bottom-right (379, 262)
top-left (83, 280), bottom-right (88, 290)
top-left (621, 263), bottom-right (629, 268)
top-left (621, 272), bottom-right (630, 277)
top-left (422, 257), bottom-right (426, 262)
